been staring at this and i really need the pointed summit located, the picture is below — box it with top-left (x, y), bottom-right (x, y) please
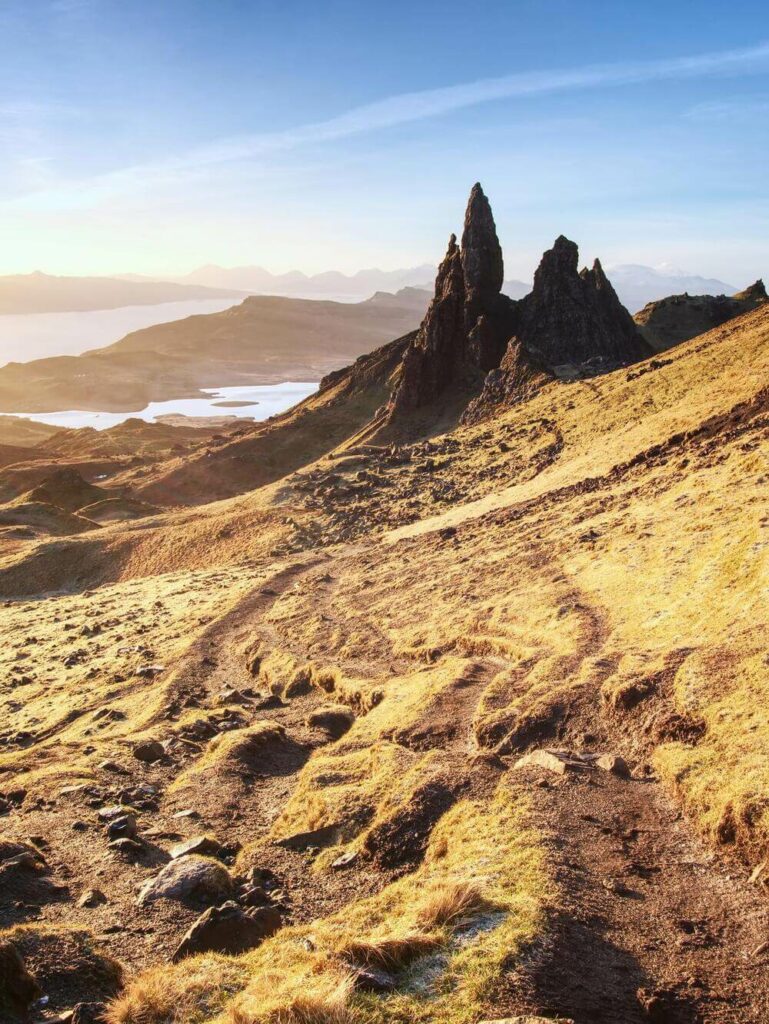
top-left (461, 183), bottom-right (504, 301)
top-left (385, 185), bottom-right (516, 418)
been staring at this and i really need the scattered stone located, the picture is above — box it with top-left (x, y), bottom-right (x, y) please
top-left (170, 835), bottom-right (223, 860)
top-left (135, 665), bottom-right (165, 678)
top-left (137, 854), bottom-right (233, 906)
top-left (98, 805), bottom-right (133, 822)
top-left (514, 749), bottom-right (590, 775)
top-left (352, 966), bottom-right (397, 993)
top-left (240, 885), bottom-right (269, 907)
top-left (602, 877), bottom-right (633, 897)
top-left (0, 940), bottom-right (40, 1019)
top-left (172, 901), bottom-right (281, 961)
top-left (216, 688), bottom-right (249, 706)
top-left (331, 850), bottom-right (358, 870)
top-left (98, 760), bottom-right (128, 774)
top-left (108, 838), bottom-right (143, 859)
top-left (595, 753), bottom-right (630, 777)
top-left (78, 888), bottom-right (107, 909)
top-left (132, 739), bottom-right (165, 763)
top-left (106, 813), bottom-right (137, 841)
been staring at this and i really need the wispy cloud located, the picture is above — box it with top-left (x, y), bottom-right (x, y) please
top-left (685, 95), bottom-right (769, 121)
top-left (9, 40), bottom-right (769, 209)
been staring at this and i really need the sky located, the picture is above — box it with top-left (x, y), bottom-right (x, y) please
top-left (0, 0), bottom-right (767, 284)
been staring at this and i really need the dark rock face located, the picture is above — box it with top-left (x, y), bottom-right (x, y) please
top-left (463, 338), bottom-right (551, 424)
top-left (464, 235), bottom-right (651, 421)
top-left (516, 237), bottom-right (651, 368)
top-left (387, 184), bottom-right (516, 416)
top-left (384, 189), bottom-right (651, 426)
top-left (172, 901), bottom-right (282, 961)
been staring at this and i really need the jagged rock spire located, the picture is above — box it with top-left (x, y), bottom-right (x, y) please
top-left (515, 235), bottom-right (651, 367)
top-left (387, 184), bottom-right (516, 416)
top-left (461, 183), bottom-right (504, 303)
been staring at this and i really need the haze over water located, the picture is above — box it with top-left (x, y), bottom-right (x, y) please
top-left (0, 299), bottom-right (240, 365)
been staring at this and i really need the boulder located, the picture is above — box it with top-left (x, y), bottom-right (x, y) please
top-left (595, 753), bottom-right (630, 777)
top-left (137, 854), bottom-right (233, 906)
top-left (351, 966), bottom-right (397, 993)
top-left (77, 888), bottom-right (107, 909)
top-left (106, 814), bottom-right (137, 841)
top-left (172, 901), bottom-right (281, 961)
top-left (0, 941), bottom-right (40, 1020)
top-left (132, 739), bottom-right (165, 763)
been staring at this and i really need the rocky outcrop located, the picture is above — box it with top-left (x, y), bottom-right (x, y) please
top-left (386, 184), bottom-right (517, 416)
top-left (635, 279), bottom-right (767, 351)
top-left (515, 237), bottom-right (651, 370)
top-left (377, 192), bottom-right (652, 428)
top-left (464, 236), bottom-right (650, 421)
top-left (462, 339), bottom-right (551, 424)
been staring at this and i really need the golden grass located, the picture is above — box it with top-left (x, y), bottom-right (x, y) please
top-left (228, 975), bottom-right (356, 1024)
top-left (415, 881), bottom-right (487, 931)
top-left (106, 955), bottom-right (248, 1024)
top-left (113, 777), bottom-right (549, 1024)
top-left (339, 936), bottom-right (440, 971)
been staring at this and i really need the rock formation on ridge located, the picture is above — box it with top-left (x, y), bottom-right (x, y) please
top-left (635, 278), bottom-right (767, 351)
top-left (513, 236), bottom-right (652, 370)
top-left (384, 189), bottom-right (652, 429)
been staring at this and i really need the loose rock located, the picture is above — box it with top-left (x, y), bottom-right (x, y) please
top-left (137, 854), bottom-right (233, 906)
top-left (172, 901), bottom-right (281, 961)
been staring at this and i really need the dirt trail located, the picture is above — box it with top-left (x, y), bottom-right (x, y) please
top-left (503, 766), bottom-right (769, 1023)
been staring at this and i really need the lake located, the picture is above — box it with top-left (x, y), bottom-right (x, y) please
top-left (0, 299), bottom-right (241, 365)
top-left (9, 382), bottom-right (319, 431)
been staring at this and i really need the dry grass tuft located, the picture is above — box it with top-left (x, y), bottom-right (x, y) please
top-left (415, 880), bottom-right (488, 931)
top-left (106, 955), bottom-right (247, 1024)
top-left (339, 934), bottom-right (439, 970)
top-left (229, 973), bottom-right (355, 1024)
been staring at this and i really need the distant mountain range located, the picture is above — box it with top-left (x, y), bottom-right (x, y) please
top-left (0, 272), bottom-right (245, 315)
top-left (171, 262), bottom-right (738, 312)
top-left (0, 263), bottom-right (741, 317)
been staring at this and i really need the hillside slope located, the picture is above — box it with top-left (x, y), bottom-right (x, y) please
top-left (0, 290), bottom-right (428, 414)
top-left (635, 278), bottom-right (767, 350)
top-left (2, 192), bottom-right (769, 1024)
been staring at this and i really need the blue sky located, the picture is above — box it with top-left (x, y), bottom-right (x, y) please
top-left (0, 0), bottom-right (767, 283)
